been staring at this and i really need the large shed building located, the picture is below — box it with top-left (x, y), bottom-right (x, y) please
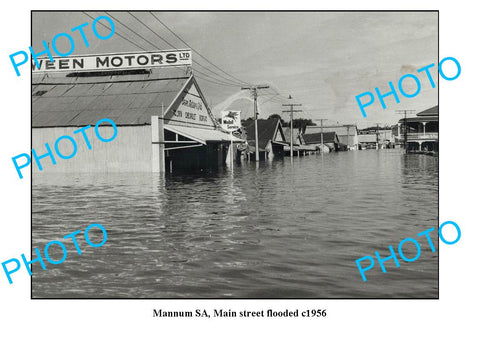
top-left (32, 52), bottom-right (242, 174)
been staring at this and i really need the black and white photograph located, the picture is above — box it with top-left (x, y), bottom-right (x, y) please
top-left (30, 11), bottom-right (439, 298)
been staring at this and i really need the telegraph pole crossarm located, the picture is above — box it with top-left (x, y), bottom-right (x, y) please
top-left (282, 102), bottom-right (302, 158)
top-left (241, 85), bottom-right (270, 161)
top-left (313, 119), bottom-right (328, 153)
top-left (395, 110), bottom-right (416, 153)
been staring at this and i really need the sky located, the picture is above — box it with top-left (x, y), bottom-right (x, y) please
top-left (32, 11), bottom-right (438, 128)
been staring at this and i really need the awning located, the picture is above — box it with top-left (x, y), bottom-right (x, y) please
top-left (164, 125), bottom-right (245, 144)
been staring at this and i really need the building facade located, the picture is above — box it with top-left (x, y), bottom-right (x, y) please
top-left (302, 131), bottom-right (339, 152)
top-left (32, 52), bottom-right (242, 174)
top-left (396, 105), bottom-right (438, 152)
top-left (304, 125), bottom-right (359, 150)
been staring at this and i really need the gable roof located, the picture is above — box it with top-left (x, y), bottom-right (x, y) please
top-left (32, 68), bottom-right (216, 128)
top-left (282, 127), bottom-right (303, 146)
top-left (242, 118), bottom-right (284, 149)
top-left (417, 105), bottom-right (438, 116)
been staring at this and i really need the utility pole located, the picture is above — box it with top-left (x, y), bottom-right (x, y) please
top-left (241, 85), bottom-right (270, 161)
top-left (343, 124), bottom-right (356, 150)
top-left (384, 124), bottom-right (387, 146)
top-left (376, 123), bottom-right (379, 149)
top-left (395, 110), bottom-right (415, 153)
top-left (314, 119), bottom-right (328, 153)
top-left (312, 119), bottom-right (328, 150)
top-left (282, 102), bottom-right (302, 157)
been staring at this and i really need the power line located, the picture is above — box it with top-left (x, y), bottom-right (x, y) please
top-left (82, 12), bottom-right (295, 109)
top-left (263, 86), bottom-right (291, 101)
top-left (99, 12), bottom-right (248, 87)
top-left (83, 12), bottom-right (191, 77)
top-left (149, 12), bottom-right (252, 87)
top-left (125, 12), bottom-right (248, 87)
top-left (260, 94), bottom-right (284, 106)
top-left (107, 12), bottom-right (159, 50)
top-left (194, 73), bottom-right (241, 88)
top-left (127, 12), bottom-right (178, 50)
top-left (82, 12), bottom-right (147, 51)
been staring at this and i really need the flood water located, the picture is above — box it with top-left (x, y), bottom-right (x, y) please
top-left (32, 149), bottom-right (438, 298)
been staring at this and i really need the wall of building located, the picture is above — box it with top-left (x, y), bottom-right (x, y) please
top-left (32, 125), bottom-right (152, 173)
top-left (338, 135), bottom-right (358, 148)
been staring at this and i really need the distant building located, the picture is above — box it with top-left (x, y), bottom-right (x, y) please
top-left (282, 127), bottom-right (332, 155)
top-left (396, 105), bottom-right (438, 152)
top-left (358, 128), bottom-right (394, 149)
top-left (357, 134), bottom-right (378, 149)
top-left (242, 118), bottom-right (287, 160)
top-left (302, 131), bottom-right (339, 152)
top-left (304, 125), bottom-right (359, 150)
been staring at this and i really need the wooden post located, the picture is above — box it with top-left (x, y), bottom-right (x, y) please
top-left (320, 119), bottom-right (324, 153)
top-left (241, 85), bottom-right (270, 162)
top-left (230, 133), bottom-right (234, 167)
top-left (290, 109), bottom-right (294, 158)
top-left (346, 126), bottom-right (350, 150)
top-left (253, 89), bottom-right (260, 162)
top-left (151, 115), bottom-right (165, 173)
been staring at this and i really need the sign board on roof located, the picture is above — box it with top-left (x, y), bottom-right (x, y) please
top-left (31, 50), bottom-right (192, 73)
top-left (163, 80), bottom-right (215, 128)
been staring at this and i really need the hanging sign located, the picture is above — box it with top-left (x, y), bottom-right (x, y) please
top-left (221, 110), bottom-right (241, 132)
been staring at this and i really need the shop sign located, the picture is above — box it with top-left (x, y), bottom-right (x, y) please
top-left (165, 82), bottom-right (214, 127)
top-left (221, 110), bottom-right (241, 131)
top-left (32, 50), bottom-right (192, 73)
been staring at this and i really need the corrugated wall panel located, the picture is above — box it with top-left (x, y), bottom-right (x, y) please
top-left (32, 126), bottom-right (152, 173)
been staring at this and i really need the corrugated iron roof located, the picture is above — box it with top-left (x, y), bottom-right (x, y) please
top-left (283, 127), bottom-right (303, 146)
top-left (399, 116), bottom-right (438, 123)
top-left (303, 131), bottom-right (338, 144)
top-left (32, 69), bottom-right (190, 127)
top-left (417, 105), bottom-right (438, 116)
top-left (242, 118), bottom-right (281, 149)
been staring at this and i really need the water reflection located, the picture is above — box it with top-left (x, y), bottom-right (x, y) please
top-left (32, 149), bottom-right (438, 298)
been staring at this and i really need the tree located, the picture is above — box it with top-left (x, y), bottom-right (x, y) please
top-left (267, 114), bottom-right (285, 126)
top-left (292, 118), bottom-right (316, 133)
